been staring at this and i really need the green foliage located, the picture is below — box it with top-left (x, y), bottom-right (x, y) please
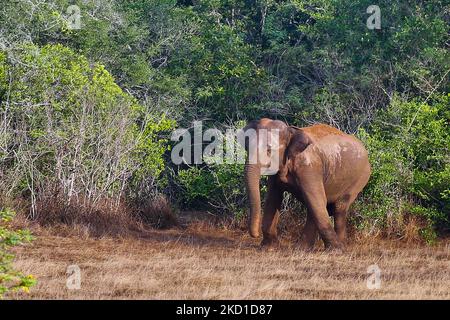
top-left (0, 0), bottom-right (448, 240)
top-left (0, 208), bottom-right (36, 297)
top-left (357, 95), bottom-right (450, 239)
top-left (265, 0), bottom-right (449, 130)
top-left (177, 162), bottom-right (247, 217)
top-left (0, 44), bottom-right (175, 212)
top-left (2, 0), bottom-right (447, 127)
top-left (136, 114), bottom-right (177, 180)
top-left (176, 121), bottom-right (266, 218)
top-left (171, 22), bottom-right (265, 122)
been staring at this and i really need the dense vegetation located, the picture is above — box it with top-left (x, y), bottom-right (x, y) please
top-left (0, 0), bottom-right (448, 247)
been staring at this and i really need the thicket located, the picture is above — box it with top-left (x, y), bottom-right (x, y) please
top-left (0, 0), bottom-right (448, 242)
top-left (0, 44), bottom-right (174, 232)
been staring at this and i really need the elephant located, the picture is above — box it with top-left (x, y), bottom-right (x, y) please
top-left (242, 118), bottom-right (371, 251)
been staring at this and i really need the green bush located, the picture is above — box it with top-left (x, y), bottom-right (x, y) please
top-left (177, 162), bottom-right (248, 218)
top-left (0, 0), bottom-right (448, 242)
top-left (0, 208), bottom-right (36, 297)
top-left (175, 122), bottom-right (267, 219)
top-left (357, 94), bottom-right (449, 241)
top-left (0, 44), bottom-right (175, 218)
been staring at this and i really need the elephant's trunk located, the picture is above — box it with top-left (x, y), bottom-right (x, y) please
top-left (245, 163), bottom-right (261, 238)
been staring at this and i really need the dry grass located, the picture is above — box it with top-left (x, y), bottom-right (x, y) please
top-left (31, 195), bottom-right (144, 237)
top-left (10, 194), bottom-right (179, 237)
top-left (8, 225), bottom-right (450, 300)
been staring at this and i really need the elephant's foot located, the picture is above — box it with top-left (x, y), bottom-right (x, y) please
top-left (323, 242), bottom-right (345, 255)
top-left (260, 236), bottom-right (280, 251)
top-left (298, 240), bottom-right (315, 252)
top-left (325, 246), bottom-right (345, 255)
top-left (320, 228), bottom-right (345, 253)
top-left (298, 234), bottom-right (317, 252)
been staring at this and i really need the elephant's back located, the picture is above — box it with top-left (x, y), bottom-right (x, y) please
top-left (315, 134), bottom-right (370, 201)
top-left (300, 124), bottom-right (368, 158)
top-left (300, 123), bottom-right (346, 140)
top-left (297, 125), bottom-right (369, 191)
top-left (292, 122), bottom-right (371, 183)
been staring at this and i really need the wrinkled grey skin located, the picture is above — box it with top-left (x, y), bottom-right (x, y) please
top-left (244, 118), bottom-right (371, 251)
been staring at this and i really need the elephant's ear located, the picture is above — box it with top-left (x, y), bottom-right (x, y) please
top-left (243, 120), bottom-right (259, 132)
top-left (287, 127), bottom-right (312, 155)
top-left (237, 120), bottom-right (259, 152)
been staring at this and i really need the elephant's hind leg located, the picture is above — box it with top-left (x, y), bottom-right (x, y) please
top-left (297, 175), bottom-right (342, 250)
top-left (333, 182), bottom-right (366, 245)
top-left (331, 196), bottom-right (352, 245)
top-left (299, 212), bottom-right (318, 250)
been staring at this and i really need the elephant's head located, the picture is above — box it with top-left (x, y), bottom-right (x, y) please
top-left (239, 118), bottom-right (297, 238)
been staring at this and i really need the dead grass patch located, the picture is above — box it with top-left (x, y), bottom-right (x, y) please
top-left (7, 226), bottom-right (450, 300)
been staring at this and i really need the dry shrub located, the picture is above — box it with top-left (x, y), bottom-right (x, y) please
top-left (278, 209), bottom-right (306, 240)
top-left (137, 195), bottom-right (178, 229)
top-left (0, 196), bottom-right (30, 228)
top-left (184, 212), bottom-right (240, 234)
top-left (385, 214), bottom-right (433, 244)
top-left (348, 211), bottom-right (434, 245)
top-left (2, 192), bottom-right (182, 237)
top-left (33, 195), bottom-right (144, 237)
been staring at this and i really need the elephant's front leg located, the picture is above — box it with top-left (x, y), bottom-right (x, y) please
top-left (261, 178), bottom-right (282, 248)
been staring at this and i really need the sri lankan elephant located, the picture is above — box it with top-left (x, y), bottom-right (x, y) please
top-left (242, 118), bottom-right (371, 251)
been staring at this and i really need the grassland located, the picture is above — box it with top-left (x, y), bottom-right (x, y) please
top-left (9, 223), bottom-right (450, 300)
